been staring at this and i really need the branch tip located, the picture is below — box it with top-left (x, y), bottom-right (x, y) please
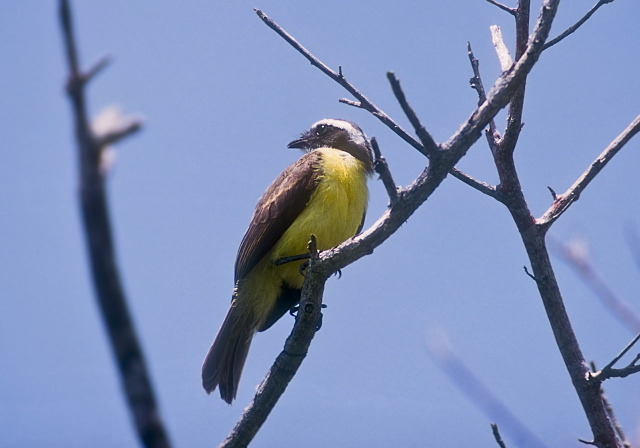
top-left (486, 0), bottom-right (517, 15)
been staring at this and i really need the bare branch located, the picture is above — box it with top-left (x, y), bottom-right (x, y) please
top-left (491, 423), bottom-right (508, 448)
top-left (59, 2), bottom-right (171, 447)
top-left (596, 332), bottom-right (640, 381)
top-left (371, 137), bottom-right (400, 206)
top-left (487, 0), bottom-right (517, 15)
top-left (539, 114), bottom-right (640, 227)
top-left (385, 72), bottom-right (439, 155)
top-left (487, 0), bottom-right (516, 16)
top-left (544, 0), bottom-right (615, 50)
top-left (467, 42), bottom-right (501, 156)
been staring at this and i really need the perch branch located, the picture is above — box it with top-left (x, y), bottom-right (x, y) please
top-left (219, 237), bottom-right (325, 448)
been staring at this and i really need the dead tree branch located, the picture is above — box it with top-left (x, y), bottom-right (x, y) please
top-left (59, 1), bottom-right (170, 447)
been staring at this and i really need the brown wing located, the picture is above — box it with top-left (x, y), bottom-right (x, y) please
top-left (234, 151), bottom-right (322, 282)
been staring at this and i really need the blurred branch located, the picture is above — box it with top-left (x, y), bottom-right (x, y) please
top-left (427, 330), bottom-right (551, 448)
top-left (548, 236), bottom-right (640, 333)
top-left (544, 0), bottom-right (615, 50)
top-left (539, 114), bottom-right (640, 228)
top-left (59, 2), bottom-right (170, 448)
top-left (623, 224), bottom-right (640, 274)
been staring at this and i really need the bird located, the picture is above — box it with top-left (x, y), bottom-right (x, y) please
top-left (201, 118), bottom-right (374, 403)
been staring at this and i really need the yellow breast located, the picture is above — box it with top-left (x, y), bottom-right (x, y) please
top-left (272, 147), bottom-right (369, 288)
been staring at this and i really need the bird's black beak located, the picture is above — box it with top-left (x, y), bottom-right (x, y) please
top-left (287, 135), bottom-right (310, 149)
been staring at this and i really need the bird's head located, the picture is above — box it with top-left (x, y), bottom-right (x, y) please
top-left (288, 119), bottom-right (374, 172)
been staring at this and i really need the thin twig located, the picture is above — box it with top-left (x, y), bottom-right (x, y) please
top-left (487, 0), bottom-right (517, 15)
top-left (544, 0), bottom-right (615, 50)
top-left (371, 137), bottom-right (399, 206)
top-left (491, 423), bottom-right (508, 448)
top-left (59, 2), bottom-right (171, 447)
top-left (385, 72), bottom-right (439, 155)
top-left (467, 42), bottom-right (501, 157)
top-left (538, 114), bottom-right (640, 228)
top-left (597, 332), bottom-right (640, 380)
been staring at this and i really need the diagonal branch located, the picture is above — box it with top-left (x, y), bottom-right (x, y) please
top-left (59, 2), bottom-right (171, 447)
top-left (538, 114), bottom-right (640, 227)
top-left (544, 0), bottom-right (615, 50)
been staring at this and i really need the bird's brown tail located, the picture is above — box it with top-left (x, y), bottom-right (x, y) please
top-left (201, 305), bottom-right (254, 404)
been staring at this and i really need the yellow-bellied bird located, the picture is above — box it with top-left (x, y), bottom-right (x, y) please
top-left (202, 119), bottom-right (374, 403)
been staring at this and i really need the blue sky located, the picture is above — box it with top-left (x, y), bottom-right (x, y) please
top-left (2, 1), bottom-right (639, 447)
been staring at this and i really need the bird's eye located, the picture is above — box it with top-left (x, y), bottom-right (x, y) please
top-left (315, 124), bottom-right (328, 136)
